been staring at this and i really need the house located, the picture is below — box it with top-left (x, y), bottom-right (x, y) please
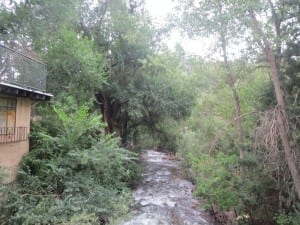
top-left (0, 44), bottom-right (52, 183)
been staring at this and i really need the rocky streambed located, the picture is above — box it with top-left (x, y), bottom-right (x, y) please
top-left (121, 150), bottom-right (214, 225)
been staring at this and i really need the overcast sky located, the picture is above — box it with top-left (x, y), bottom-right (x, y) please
top-left (145, 0), bottom-right (216, 57)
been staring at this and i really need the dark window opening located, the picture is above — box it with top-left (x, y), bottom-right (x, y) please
top-left (0, 97), bottom-right (28, 143)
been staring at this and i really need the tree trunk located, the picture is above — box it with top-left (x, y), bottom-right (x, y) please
top-left (220, 32), bottom-right (245, 160)
top-left (249, 11), bottom-right (300, 199)
top-left (102, 93), bottom-right (113, 134)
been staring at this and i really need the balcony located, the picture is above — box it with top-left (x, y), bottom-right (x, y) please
top-left (0, 44), bottom-right (52, 100)
top-left (0, 127), bottom-right (28, 143)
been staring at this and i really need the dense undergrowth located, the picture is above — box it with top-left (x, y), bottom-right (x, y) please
top-left (177, 61), bottom-right (300, 225)
top-left (0, 103), bottom-right (137, 225)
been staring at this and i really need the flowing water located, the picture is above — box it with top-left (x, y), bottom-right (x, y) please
top-left (121, 150), bottom-right (214, 225)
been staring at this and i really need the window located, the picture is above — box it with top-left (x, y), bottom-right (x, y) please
top-left (0, 97), bottom-right (16, 135)
top-left (0, 97), bottom-right (28, 143)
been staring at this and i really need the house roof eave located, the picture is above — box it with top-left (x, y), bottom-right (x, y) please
top-left (0, 82), bottom-right (53, 101)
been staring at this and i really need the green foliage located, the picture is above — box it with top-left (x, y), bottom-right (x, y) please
top-left (0, 0), bottom-right (81, 47)
top-left (176, 58), bottom-right (287, 223)
top-left (188, 152), bottom-right (239, 210)
top-left (53, 105), bottom-right (102, 149)
top-left (275, 212), bottom-right (300, 225)
top-left (131, 51), bottom-right (195, 150)
top-left (46, 28), bottom-right (106, 103)
top-left (0, 0), bottom-right (193, 151)
top-left (0, 104), bottom-right (137, 225)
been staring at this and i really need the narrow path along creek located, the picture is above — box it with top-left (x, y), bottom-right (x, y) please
top-left (121, 150), bottom-right (214, 225)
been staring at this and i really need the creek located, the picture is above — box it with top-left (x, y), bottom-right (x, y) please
top-left (121, 150), bottom-right (214, 225)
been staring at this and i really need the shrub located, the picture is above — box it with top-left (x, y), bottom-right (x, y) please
top-left (275, 212), bottom-right (300, 225)
top-left (0, 104), bottom-right (137, 225)
top-left (187, 151), bottom-right (239, 210)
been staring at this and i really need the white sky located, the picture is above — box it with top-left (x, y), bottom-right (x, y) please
top-left (145, 0), bottom-right (216, 58)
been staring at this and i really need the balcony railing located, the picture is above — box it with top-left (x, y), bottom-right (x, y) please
top-left (0, 44), bottom-right (47, 91)
top-left (0, 127), bottom-right (28, 143)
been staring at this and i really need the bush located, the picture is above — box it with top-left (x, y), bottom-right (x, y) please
top-left (187, 151), bottom-right (239, 210)
top-left (275, 212), bottom-right (300, 225)
top-left (0, 104), bottom-right (137, 225)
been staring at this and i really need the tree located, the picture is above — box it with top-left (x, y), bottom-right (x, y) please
top-left (77, 0), bottom-right (194, 146)
top-left (177, 0), bottom-right (300, 201)
top-left (45, 28), bottom-right (106, 104)
top-left (0, 0), bottom-right (106, 104)
top-left (177, 0), bottom-right (246, 159)
top-left (175, 1), bottom-right (300, 222)
top-left (0, 0), bottom-right (81, 50)
top-left (239, 0), bottom-right (300, 200)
